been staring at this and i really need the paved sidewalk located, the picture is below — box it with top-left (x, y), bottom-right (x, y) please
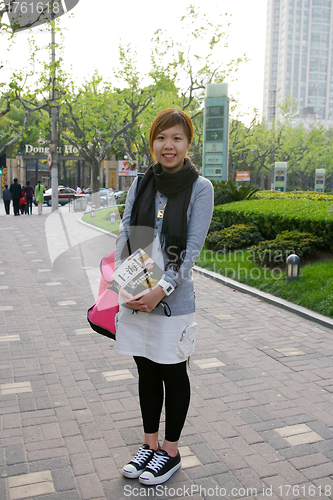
top-left (1, 205), bottom-right (333, 500)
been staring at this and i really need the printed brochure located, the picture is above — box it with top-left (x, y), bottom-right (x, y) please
top-left (112, 248), bottom-right (164, 301)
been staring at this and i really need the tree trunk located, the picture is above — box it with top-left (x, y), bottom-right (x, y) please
top-left (91, 159), bottom-right (101, 209)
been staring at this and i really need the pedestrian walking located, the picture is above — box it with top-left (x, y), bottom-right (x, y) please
top-left (23, 181), bottom-right (34, 214)
top-left (115, 109), bottom-right (214, 485)
top-left (35, 180), bottom-right (46, 215)
top-left (2, 184), bottom-right (11, 215)
top-left (9, 178), bottom-right (22, 216)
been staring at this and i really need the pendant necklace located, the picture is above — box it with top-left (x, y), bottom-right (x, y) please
top-left (157, 192), bottom-right (167, 219)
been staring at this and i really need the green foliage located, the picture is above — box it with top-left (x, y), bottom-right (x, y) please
top-left (228, 115), bottom-right (333, 191)
top-left (250, 230), bottom-right (324, 266)
top-left (117, 205), bottom-right (125, 219)
top-left (207, 216), bottom-right (226, 234)
top-left (196, 247), bottom-right (333, 319)
top-left (81, 207), bottom-right (121, 234)
top-left (206, 224), bottom-right (264, 252)
top-left (212, 179), bottom-right (260, 206)
top-left (213, 199), bottom-right (333, 250)
top-left (0, 19), bottom-right (67, 156)
top-left (256, 190), bottom-right (333, 201)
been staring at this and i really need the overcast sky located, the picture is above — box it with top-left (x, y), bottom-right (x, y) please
top-left (2, 0), bottom-right (267, 120)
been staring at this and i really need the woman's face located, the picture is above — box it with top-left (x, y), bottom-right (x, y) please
top-left (153, 124), bottom-right (190, 174)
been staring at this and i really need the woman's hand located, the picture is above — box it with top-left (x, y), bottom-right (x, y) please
top-left (125, 285), bottom-right (166, 313)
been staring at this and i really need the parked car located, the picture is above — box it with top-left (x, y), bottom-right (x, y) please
top-left (85, 188), bottom-right (115, 206)
top-left (42, 187), bottom-right (84, 206)
top-left (113, 190), bottom-right (125, 200)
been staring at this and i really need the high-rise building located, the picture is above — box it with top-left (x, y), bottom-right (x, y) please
top-left (263, 0), bottom-right (333, 128)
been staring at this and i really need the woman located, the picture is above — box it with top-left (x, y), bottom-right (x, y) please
top-left (115, 109), bottom-right (214, 485)
top-left (23, 181), bottom-right (34, 214)
top-left (35, 180), bottom-right (46, 215)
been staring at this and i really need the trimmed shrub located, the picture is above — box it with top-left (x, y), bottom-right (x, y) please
top-left (255, 190), bottom-right (333, 201)
top-left (206, 224), bottom-right (264, 252)
top-left (117, 205), bottom-right (125, 219)
top-left (208, 216), bottom-right (226, 234)
top-left (250, 230), bottom-right (324, 266)
top-left (213, 199), bottom-right (333, 250)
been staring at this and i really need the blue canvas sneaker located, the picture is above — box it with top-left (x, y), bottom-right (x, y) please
top-left (139, 449), bottom-right (181, 485)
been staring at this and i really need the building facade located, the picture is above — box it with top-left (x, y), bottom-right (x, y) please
top-left (263, 0), bottom-right (333, 127)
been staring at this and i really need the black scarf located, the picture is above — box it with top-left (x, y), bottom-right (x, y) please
top-left (122, 158), bottom-right (199, 270)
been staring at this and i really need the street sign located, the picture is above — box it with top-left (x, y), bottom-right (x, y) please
top-left (206, 143), bottom-right (224, 153)
top-left (236, 171), bottom-right (251, 182)
top-left (202, 83), bottom-right (229, 181)
top-left (274, 162), bottom-right (287, 192)
top-left (314, 168), bottom-right (325, 192)
top-left (47, 152), bottom-right (52, 167)
top-left (205, 129), bottom-right (224, 142)
top-left (205, 153), bottom-right (224, 165)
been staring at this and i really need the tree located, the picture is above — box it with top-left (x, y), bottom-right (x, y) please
top-left (147, 4), bottom-right (247, 164)
top-left (60, 56), bottom-right (153, 200)
top-left (111, 5), bottom-right (248, 169)
top-left (228, 112), bottom-right (333, 190)
top-left (0, 11), bottom-right (64, 156)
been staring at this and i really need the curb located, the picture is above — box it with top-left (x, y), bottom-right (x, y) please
top-left (193, 265), bottom-right (333, 330)
top-left (78, 216), bottom-right (117, 238)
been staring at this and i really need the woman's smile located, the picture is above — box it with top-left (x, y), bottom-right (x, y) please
top-left (153, 125), bottom-right (190, 173)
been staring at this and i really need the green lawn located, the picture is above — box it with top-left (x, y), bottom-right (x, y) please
top-left (81, 207), bottom-right (121, 234)
top-left (196, 246), bottom-right (333, 319)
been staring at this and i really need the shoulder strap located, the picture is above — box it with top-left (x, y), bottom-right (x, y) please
top-left (126, 173), bottom-right (144, 256)
top-left (136, 173), bottom-right (144, 194)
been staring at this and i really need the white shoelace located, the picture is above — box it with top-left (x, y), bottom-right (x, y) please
top-left (132, 446), bottom-right (153, 466)
top-left (146, 452), bottom-right (168, 473)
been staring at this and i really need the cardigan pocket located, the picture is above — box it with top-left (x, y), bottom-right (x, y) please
top-left (177, 322), bottom-right (197, 358)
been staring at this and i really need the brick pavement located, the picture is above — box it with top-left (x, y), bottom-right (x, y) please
top-left (1, 204), bottom-right (333, 500)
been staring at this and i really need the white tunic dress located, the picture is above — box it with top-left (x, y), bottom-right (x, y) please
top-left (116, 306), bottom-right (196, 364)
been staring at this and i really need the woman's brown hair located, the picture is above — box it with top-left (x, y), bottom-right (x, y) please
top-left (149, 109), bottom-right (193, 159)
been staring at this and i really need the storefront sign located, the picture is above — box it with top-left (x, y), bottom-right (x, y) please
top-left (118, 160), bottom-right (138, 177)
top-left (25, 144), bottom-right (79, 155)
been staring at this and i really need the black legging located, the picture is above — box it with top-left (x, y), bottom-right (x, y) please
top-left (134, 356), bottom-right (191, 442)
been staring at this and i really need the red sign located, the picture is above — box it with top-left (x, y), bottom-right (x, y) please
top-left (47, 153), bottom-right (52, 167)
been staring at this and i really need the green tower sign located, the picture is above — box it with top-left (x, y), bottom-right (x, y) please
top-left (202, 83), bottom-right (229, 181)
top-left (274, 162), bottom-right (287, 192)
top-left (314, 168), bottom-right (325, 192)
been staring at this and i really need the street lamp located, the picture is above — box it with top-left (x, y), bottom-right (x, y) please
top-left (286, 254), bottom-right (300, 281)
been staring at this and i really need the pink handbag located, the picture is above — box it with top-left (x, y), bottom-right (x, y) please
top-left (87, 250), bottom-right (119, 340)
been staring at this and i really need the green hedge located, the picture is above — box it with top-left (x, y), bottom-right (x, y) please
top-left (213, 199), bottom-right (333, 250)
top-left (206, 224), bottom-right (263, 252)
top-left (255, 190), bottom-right (333, 201)
top-left (250, 230), bottom-right (324, 266)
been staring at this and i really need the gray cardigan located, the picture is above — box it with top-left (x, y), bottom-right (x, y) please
top-left (115, 174), bottom-right (214, 316)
